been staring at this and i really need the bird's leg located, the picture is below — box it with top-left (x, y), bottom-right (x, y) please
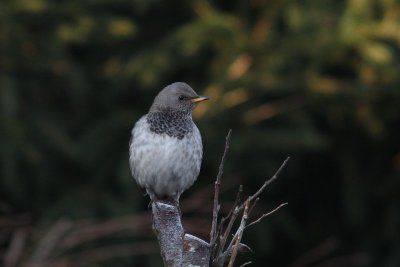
top-left (172, 193), bottom-right (188, 239)
top-left (147, 190), bottom-right (159, 209)
top-left (148, 199), bottom-right (153, 209)
top-left (172, 192), bottom-right (182, 218)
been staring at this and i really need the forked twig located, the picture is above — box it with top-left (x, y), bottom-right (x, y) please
top-left (238, 157), bottom-right (290, 213)
top-left (246, 202), bottom-right (288, 229)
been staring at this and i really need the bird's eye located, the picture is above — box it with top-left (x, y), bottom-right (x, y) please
top-left (178, 95), bottom-right (185, 100)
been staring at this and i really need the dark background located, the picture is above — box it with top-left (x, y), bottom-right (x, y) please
top-left (1, 0), bottom-right (400, 266)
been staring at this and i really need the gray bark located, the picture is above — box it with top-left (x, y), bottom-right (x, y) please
top-left (151, 201), bottom-right (210, 267)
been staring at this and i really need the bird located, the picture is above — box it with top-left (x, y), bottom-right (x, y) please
top-left (129, 82), bottom-right (209, 203)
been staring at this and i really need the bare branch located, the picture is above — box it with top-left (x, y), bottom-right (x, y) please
top-left (210, 129), bottom-right (232, 248)
top-left (213, 157), bottom-right (290, 266)
top-left (218, 185), bottom-right (243, 236)
top-left (246, 202), bottom-right (288, 229)
top-left (214, 184), bottom-right (243, 260)
top-left (220, 185), bottom-right (243, 226)
top-left (151, 202), bottom-right (184, 266)
top-left (214, 242), bottom-right (252, 267)
top-left (151, 201), bottom-right (210, 266)
top-left (228, 199), bottom-right (250, 267)
top-left (238, 157), bottom-right (290, 212)
top-left (215, 205), bottom-right (239, 264)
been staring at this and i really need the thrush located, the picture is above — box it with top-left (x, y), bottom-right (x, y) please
top-left (129, 82), bottom-right (209, 203)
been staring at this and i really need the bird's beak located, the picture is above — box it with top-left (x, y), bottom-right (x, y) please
top-left (191, 96), bottom-right (209, 103)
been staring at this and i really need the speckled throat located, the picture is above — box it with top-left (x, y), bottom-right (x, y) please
top-left (146, 111), bottom-right (193, 140)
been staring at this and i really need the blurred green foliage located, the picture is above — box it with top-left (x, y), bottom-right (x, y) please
top-left (1, 0), bottom-right (400, 266)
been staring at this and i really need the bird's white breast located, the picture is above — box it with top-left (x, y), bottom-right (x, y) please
top-left (129, 116), bottom-right (202, 198)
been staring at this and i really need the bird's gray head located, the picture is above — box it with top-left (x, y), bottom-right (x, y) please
top-left (149, 82), bottom-right (209, 114)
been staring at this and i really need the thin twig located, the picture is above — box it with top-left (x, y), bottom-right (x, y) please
top-left (239, 261), bottom-right (252, 267)
top-left (247, 197), bottom-right (259, 216)
top-left (216, 205), bottom-right (239, 262)
top-left (215, 185), bottom-right (245, 262)
top-left (210, 129), bottom-right (232, 247)
top-left (246, 202), bottom-right (288, 229)
top-left (238, 157), bottom-right (290, 212)
top-left (218, 185), bottom-right (243, 233)
top-left (216, 185), bottom-right (243, 247)
top-left (224, 217), bottom-right (242, 260)
top-left (227, 199), bottom-right (250, 267)
top-left (214, 185), bottom-right (242, 260)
